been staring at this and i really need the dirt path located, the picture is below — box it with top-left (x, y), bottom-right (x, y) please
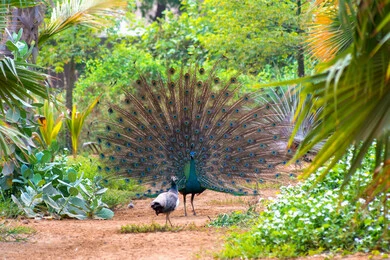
top-left (0, 190), bottom-right (277, 260)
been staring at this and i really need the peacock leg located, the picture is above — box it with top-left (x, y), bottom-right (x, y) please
top-left (183, 194), bottom-right (187, 216)
top-left (166, 212), bottom-right (172, 226)
top-left (191, 193), bottom-right (196, 216)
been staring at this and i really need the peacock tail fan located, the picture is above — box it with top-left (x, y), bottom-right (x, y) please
top-left (97, 65), bottom-right (302, 198)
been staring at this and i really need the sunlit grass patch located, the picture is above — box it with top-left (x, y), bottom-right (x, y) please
top-left (0, 221), bottom-right (36, 242)
top-left (120, 222), bottom-right (204, 233)
top-left (207, 197), bottom-right (248, 206)
top-left (208, 207), bottom-right (259, 228)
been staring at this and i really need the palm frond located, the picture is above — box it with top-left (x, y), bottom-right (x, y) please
top-left (38, 0), bottom-right (127, 45)
top-left (0, 119), bottom-right (32, 158)
top-left (288, 0), bottom-right (390, 201)
top-left (260, 0), bottom-right (389, 202)
top-left (0, 57), bottom-right (48, 111)
top-left (307, 0), bottom-right (355, 62)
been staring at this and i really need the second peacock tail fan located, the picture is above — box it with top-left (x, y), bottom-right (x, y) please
top-left (97, 65), bottom-right (300, 197)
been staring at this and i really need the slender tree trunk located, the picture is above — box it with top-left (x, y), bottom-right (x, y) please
top-left (297, 0), bottom-right (305, 77)
top-left (297, 46), bottom-right (305, 77)
top-left (64, 57), bottom-right (76, 152)
top-left (153, 1), bottom-right (166, 21)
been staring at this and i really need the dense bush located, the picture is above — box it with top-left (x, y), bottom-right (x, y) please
top-left (67, 155), bottom-right (143, 208)
top-left (11, 151), bottom-right (114, 220)
top-left (212, 147), bottom-right (389, 258)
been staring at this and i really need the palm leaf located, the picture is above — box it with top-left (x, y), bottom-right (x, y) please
top-left (262, 0), bottom-right (390, 202)
top-left (38, 100), bottom-right (64, 147)
top-left (38, 0), bottom-right (127, 45)
top-left (0, 119), bottom-right (32, 158)
top-left (65, 94), bottom-right (101, 157)
top-left (307, 1), bottom-right (355, 62)
top-left (0, 57), bottom-right (48, 111)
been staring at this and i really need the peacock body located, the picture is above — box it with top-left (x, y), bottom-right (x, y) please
top-left (97, 64), bottom-right (300, 215)
top-left (151, 176), bottom-right (179, 225)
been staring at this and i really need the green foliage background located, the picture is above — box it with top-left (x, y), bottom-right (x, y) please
top-left (210, 146), bottom-right (389, 258)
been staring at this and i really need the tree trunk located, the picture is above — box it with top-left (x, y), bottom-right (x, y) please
top-left (64, 57), bottom-right (76, 152)
top-left (297, 46), bottom-right (305, 77)
top-left (153, 1), bottom-right (166, 21)
top-left (296, 0), bottom-right (305, 77)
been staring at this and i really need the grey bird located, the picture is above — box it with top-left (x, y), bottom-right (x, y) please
top-left (150, 177), bottom-right (179, 226)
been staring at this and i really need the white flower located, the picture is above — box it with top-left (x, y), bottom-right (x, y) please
top-left (341, 201), bottom-right (349, 207)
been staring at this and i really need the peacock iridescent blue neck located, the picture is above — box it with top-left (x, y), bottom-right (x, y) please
top-left (182, 158), bottom-right (203, 194)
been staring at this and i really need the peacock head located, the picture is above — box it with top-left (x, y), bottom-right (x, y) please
top-left (190, 151), bottom-right (196, 159)
top-left (170, 176), bottom-right (178, 186)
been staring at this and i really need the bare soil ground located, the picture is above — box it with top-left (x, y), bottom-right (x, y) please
top-left (0, 189), bottom-right (376, 260)
top-left (0, 190), bottom-right (274, 260)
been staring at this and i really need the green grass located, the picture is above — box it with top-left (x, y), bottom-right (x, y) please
top-left (120, 222), bottom-right (201, 233)
top-left (0, 198), bottom-right (21, 218)
top-left (207, 197), bottom-right (248, 206)
top-left (0, 222), bottom-right (35, 242)
top-left (208, 207), bottom-right (259, 228)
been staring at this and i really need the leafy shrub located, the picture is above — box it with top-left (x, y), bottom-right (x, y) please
top-left (219, 148), bottom-right (390, 258)
top-left (11, 150), bottom-right (113, 220)
top-left (102, 189), bottom-right (136, 209)
top-left (67, 155), bottom-right (143, 208)
top-left (74, 42), bottom-right (166, 104)
top-left (100, 177), bottom-right (143, 208)
top-left (66, 155), bottom-right (100, 180)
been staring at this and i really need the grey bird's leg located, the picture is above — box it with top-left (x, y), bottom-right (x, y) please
top-left (183, 194), bottom-right (187, 216)
top-left (166, 212), bottom-right (172, 226)
top-left (191, 193), bottom-right (196, 216)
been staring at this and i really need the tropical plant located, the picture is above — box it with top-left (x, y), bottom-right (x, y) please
top-left (65, 94), bottom-right (101, 157)
top-left (1, 1), bottom-right (129, 209)
top-left (11, 150), bottom-right (114, 219)
top-left (0, 56), bottom-right (48, 112)
top-left (38, 0), bottom-right (126, 45)
top-left (37, 100), bottom-right (64, 148)
top-left (265, 0), bottom-right (390, 202)
top-left (37, 0), bottom-right (127, 150)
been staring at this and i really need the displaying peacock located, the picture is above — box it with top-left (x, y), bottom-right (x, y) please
top-left (97, 64), bottom-right (302, 216)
